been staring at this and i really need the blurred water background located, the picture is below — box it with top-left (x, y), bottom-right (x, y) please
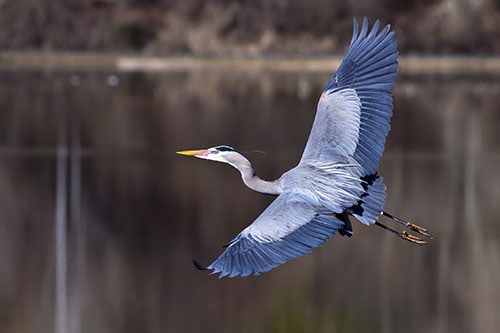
top-left (1, 1), bottom-right (500, 332)
top-left (0, 65), bottom-right (499, 333)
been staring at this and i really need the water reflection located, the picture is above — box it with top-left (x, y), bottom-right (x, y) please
top-left (0, 68), bottom-right (499, 333)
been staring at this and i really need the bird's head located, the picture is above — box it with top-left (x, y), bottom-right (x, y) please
top-left (176, 145), bottom-right (244, 167)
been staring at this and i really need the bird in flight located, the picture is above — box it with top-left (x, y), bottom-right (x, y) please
top-left (177, 18), bottom-right (432, 278)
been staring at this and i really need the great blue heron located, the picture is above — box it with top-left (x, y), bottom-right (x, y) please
top-left (177, 18), bottom-right (432, 278)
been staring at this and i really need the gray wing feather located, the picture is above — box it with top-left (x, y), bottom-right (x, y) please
top-left (300, 89), bottom-right (361, 162)
top-left (206, 192), bottom-right (347, 278)
top-left (300, 18), bottom-right (398, 174)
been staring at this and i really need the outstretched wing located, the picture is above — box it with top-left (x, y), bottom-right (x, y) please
top-left (204, 192), bottom-right (347, 278)
top-left (301, 18), bottom-right (398, 175)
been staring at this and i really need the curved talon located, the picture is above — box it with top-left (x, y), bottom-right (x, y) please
top-left (401, 231), bottom-right (428, 246)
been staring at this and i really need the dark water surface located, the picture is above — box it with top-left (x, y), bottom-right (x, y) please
top-left (1, 68), bottom-right (499, 333)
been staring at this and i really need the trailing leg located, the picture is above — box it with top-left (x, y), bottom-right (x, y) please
top-left (382, 211), bottom-right (433, 239)
top-left (374, 221), bottom-right (429, 246)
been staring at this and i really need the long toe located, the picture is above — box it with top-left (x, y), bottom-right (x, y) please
top-left (407, 223), bottom-right (433, 239)
top-left (401, 231), bottom-right (428, 246)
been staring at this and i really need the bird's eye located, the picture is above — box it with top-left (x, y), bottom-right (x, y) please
top-left (212, 150), bottom-right (219, 154)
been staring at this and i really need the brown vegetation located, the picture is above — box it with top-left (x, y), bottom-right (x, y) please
top-left (0, 0), bottom-right (499, 54)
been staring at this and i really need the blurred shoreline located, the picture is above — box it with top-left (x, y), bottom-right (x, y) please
top-left (1, 52), bottom-right (500, 74)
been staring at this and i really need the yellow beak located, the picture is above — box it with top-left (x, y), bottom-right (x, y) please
top-left (176, 149), bottom-right (209, 156)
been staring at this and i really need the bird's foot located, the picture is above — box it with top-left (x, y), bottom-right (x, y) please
top-left (382, 211), bottom-right (433, 240)
top-left (401, 231), bottom-right (428, 246)
top-left (406, 222), bottom-right (433, 239)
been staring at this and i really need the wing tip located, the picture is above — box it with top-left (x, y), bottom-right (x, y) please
top-left (353, 17), bottom-right (394, 39)
top-left (192, 259), bottom-right (209, 271)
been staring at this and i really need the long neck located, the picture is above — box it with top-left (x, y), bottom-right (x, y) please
top-left (229, 155), bottom-right (281, 195)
